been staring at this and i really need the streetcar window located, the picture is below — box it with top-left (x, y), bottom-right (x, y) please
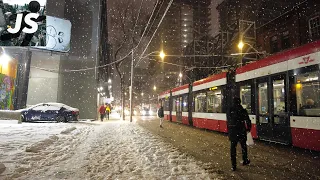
top-left (258, 82), bottom-right (269, 115)
top-left (164, 99), bottom-right (169, 111)
top-left (176, 97), bottom-right (182, 112)
top-left (172, 97), bottom-right (176, 111)
top-left (194, 92), bottom-right (206, 112)
top-left (273, 79), bottom-right (286, 124)
top-left (296, 71), bottom-right (320, 117)
top-left (207, 89), bottom-right (222, 113)
top-left (182, 95), bottom-right (188, 112)
top-left (240, 85), bottom-right (252, 114)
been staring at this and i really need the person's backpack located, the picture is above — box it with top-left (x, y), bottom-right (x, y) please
top-left (158, 108), bottom-right (164, 117)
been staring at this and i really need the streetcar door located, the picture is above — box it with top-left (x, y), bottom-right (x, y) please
top-left (257, 75), bottom-right (291, 144)
top-left (257, 79), bottom-right (273, 140)
top-left (271, 75), bottom-right (291, 144)
top-left (176, 96), bottom-right (183, 123)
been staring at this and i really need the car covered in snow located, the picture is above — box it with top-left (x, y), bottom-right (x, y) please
top-left (20, 103), bottom-right (79, 122)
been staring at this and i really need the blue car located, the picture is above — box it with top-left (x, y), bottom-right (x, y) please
top-left (20, 103), bottom-right (79, 122)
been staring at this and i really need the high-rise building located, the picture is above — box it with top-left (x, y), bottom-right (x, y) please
top-left (146, 0), bottom-right (212, 91)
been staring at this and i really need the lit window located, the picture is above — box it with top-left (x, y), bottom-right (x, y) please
top-left (207, 89), bottom-right (222, 113)
top-left (195, 92), bottom-right (206, 112)
top-left (240, 84), bottom-right (252, 114)
top-left (296, 71), bottom-right (320, 117)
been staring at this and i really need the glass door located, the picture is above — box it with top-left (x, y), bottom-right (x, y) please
top-left (176, 96), bottom-right (183, 123)
top-left (271, 76), bottom-right (291, 144)
top-left (257, 80), bottom-right (273, 140)
top-left (256, 75), bottom-right (291, 144)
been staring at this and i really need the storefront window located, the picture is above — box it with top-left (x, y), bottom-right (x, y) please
top-left (207, 89), bottom-right (222, 113)
top-left (296, 71), bottom-right (320, 117)
top-left (182, 95), bottom-right (188, 112)
top-left (194, 92), bottom-right (206, 112)
top-left (240, 84), bottom-right (252, 114)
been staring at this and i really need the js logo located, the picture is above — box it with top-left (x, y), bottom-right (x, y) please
top-left (8, 13), bottom-right (39, 34)
top-left (7, 1), bottom-right (44, 34)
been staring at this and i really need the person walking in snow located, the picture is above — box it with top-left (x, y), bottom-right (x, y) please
top-left (99, 104), bottom-right (106, 122)
top-left (227, 97), bottom-right (251, 171)
top-left (157, 105), bottom-right (164, 128)
top-left (105, 104), bottom-right (111, 120)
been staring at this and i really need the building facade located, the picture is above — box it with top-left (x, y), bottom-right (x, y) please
top-left (147, 0), bottom-right (212, 91)
top-left (256, 0), bottom-right (320, 55)
top-left (2, 0), bottom-right (107, 120)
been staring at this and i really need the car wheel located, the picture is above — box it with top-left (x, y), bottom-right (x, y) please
top-left (21, 115), bottom-right (25, 122)
top-left (56, 116), bottom-right (66, 123)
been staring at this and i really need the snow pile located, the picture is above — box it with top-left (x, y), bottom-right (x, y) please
top-left (60, 127), bottom-right (77, 134)
top-left (25, 135), bottom-right (59, 153)
top-left (0, 123), bottom-right (92, 179)
top-left (0, 163), bottom-right (5, 174)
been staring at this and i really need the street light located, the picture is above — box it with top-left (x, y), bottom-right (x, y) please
top-left (108, 79), bottom-right (112, 84)
top-left (141, 92), bottom-right (144, 96)
top-left (238, 41), bottom-right (244, 50)
top-left (179, 72), bottom-right (183, 78)
top-left (153, 85), bottom-right (157, 91)
top-left (159, 51), bottom-right (165, 60)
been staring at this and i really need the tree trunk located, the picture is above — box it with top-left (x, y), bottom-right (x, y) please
top-left (120, 78), bottom-right (125, 120)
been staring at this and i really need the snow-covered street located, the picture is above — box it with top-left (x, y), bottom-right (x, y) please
top-left (0, 121), bottom-right (220, 179)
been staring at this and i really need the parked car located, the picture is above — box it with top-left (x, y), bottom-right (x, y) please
top-left (20, 103), bottom-right (79, 122)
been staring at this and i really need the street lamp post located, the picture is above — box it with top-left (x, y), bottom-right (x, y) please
top-left (130, 50), bottom-right (134, 122)
top-left (129, 50), bottom-right (165, 122)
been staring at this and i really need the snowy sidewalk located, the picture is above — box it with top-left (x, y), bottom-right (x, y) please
top-left (1, 121), bottom-right (221, 180)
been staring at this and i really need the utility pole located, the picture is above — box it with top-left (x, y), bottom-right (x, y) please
top-left (129, 50), bottom-right (134, 122)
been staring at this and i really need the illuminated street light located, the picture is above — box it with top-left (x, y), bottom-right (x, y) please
top-left (179, 72), bottom-right (183, 78)
top-left (159, 51), bottom-right (165, 60)
top-left (108, 79), bottom-right (112, 84)
top-left (141, 92), bottom-right (144, 96)
top-left (153, 85), bottom-right (157, 91)
top-left (238, 41), bottom-right (244, 50)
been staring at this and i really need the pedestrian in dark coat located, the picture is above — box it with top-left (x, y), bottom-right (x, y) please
top-left (158, 106), bottom-right (164, 128)
top-left (227, 97), bottom-right (252, 171)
